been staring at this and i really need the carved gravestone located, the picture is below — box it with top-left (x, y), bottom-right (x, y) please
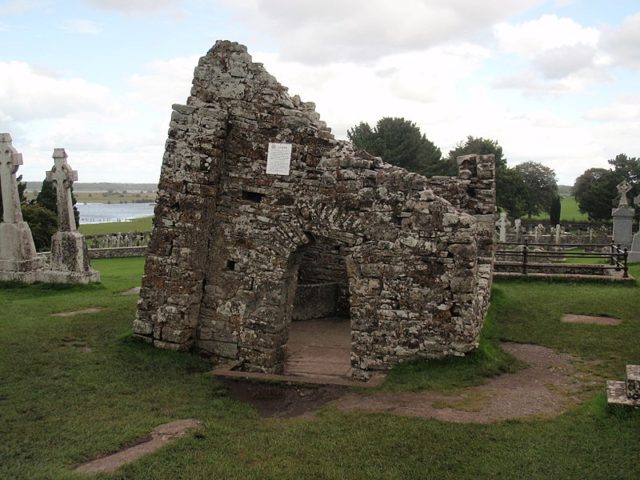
top-left (612, 180), bottom-right (634, 248)
top-left (45, 148), bottom-right (99, 283)
top-left (628, 194), bottom-right (640, 262)
top-left (0, 133), bottom-right (43, 278)
top-left (497, 212), bottom-right (508, 242)
top-left (514, 218), bottom-right (521, 242)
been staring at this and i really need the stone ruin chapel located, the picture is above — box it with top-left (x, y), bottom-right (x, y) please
top-left (134, 41), bottom-right (496, 379)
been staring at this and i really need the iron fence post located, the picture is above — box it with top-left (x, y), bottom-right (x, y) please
top-left (523, 240), bottom-right (528, 275)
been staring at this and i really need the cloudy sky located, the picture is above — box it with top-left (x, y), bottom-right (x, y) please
top-left (1, 0), bottom-right (639, 185)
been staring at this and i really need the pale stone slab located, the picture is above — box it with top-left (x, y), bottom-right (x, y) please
top-left (51, 307), bottom-right (103, 317)
top-left (561, 314), bottom-right (622, 326)
top-left (74, 419), bottom-right (202, 474)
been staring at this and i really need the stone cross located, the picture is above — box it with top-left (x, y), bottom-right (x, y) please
top-left (0, 133), bottom-right (25, 224)
top-left (617, 180), bottom-right (632, 207)
top-left (46, 148), bottom-right (78, 232)
top-left (497, 212), bottom-right (508, 242)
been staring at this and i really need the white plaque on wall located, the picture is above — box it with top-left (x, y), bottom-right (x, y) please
top-left (266, 143), bottom-right (292, 175)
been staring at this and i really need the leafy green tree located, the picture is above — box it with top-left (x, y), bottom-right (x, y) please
top-left (21, 204), bottom-right (58, 251)
top-left (549, 195), bottom-right (561, 225)
top-left (514, 162), bottom-right (558, 218)
top-left (347, 117), bottom-right (448, 176)
top-left (572, 167), bottom-right (622, 221)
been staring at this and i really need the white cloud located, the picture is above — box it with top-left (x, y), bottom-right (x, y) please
top-left (0, 61), bottom-right (122, 122)
top-left (252, 43), bottom-right (490, 140)
top-left (585, 96), bottom-right (640, 123)
top-left (84, 0), bottom-right (182, 12)
top-left (0, 0), bottom-right (38, 15)
top-left (532, 44), bottom-right (597, 79)
top-left (62, 19), bottom-right (102, 34)
top-left (494, 14), bottom-right (599, 58)
top-left (85, 0), bottom-right (182, 13)
top-left (222, 0), bottom-right (544, 63)
top-left (492, 14), bottom-right (611, 94)
top-left (127, 55), bottom-right (198, 108)
top-left (603, 13), bottom-right (640, 68)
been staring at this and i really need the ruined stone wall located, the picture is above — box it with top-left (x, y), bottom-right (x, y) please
top-left (134, 41), bottom-right (496, 378)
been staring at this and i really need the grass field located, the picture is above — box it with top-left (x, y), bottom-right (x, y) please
top-left (78, 216), bottom-right (153, 236)
top-left (531, 196), bottom-right (589, 222)
top-left (1, 259), bottom-right (638, 479)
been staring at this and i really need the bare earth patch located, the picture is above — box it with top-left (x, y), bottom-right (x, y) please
top-left (74, 419), bottom-right (202, 474)
top-left (51, 308), bottom-right (103, 317)
top-left (221, 343), bottom-right (600, 423)
top-left (331, 342), bottom-right (601, 423)
top-left (561, 314), bottom-right (622, 326)
top-left (222, 379), bottom-right (346, 418)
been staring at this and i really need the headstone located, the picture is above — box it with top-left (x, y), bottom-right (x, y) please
top-left (628, 194), bottom-right (640, 262)
top-left (555, 224), bottom-right (561, 245)
top-left (0, 133), bottom-right (43, 277)
top-left (497, 212), bottom-right (508, 242)
top-left (534, 224), bottom-right (542, 242)
top-left (45, 148), bottom-right (99, 282)
top-left (617, 180), bottom-right (632, 207)
top-left (612, 180), bottom-right (634, 249)
top-left (514, 219), bottom-right (521, 242)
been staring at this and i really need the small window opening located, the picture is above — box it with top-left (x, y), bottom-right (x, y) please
top-left (226, 260), bottom-right (236, 271)
top-left (242, 190), bottom-right (264, 203)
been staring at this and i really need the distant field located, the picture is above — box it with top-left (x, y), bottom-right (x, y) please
top-left (531, 196), bottom-right (588, 222)
top-left (79, 216), bottom-right (153, 235)
top-left (25, 191), bottom-right (156, 204)
top-left (74, 191), bottom-right (156, 203)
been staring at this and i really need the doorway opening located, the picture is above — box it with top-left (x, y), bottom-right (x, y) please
top-left (284, 235), bottom-right (352, 379)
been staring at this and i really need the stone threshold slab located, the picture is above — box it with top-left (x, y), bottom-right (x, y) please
top-left (210, 362), bottom-right (385, 388)
top-left (607, 381), bottom-right (639, 408)
top-left (561, 314), bottom-right (622, 326)
top-left (74, 419), bottom-right (202, 474)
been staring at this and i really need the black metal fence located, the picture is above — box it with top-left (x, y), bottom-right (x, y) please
top-left (496, 241), bottom-right (629, 278)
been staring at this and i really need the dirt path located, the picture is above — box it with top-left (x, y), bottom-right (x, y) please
top-left (332, 342), bottom-right (600, 423)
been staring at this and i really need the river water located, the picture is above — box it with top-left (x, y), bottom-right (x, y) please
top-left (77, 202), bottom-right (155, 224)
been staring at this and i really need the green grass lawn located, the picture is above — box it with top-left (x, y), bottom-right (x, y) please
top-left (1, 259), bottom-right (639, 479)
top-left (531, 196), bottom-right (589, 222)
top-left (78, 216), bottom-right (153, 236)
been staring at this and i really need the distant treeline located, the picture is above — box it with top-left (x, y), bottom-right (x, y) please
top-left (24, 182), bottom-right (158, 193)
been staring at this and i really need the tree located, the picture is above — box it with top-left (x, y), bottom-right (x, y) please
top-left (514, 162), bottom-right (558, 218)
top-left (572, 167), bottom-right (622, 221)
top-left (21, 204), bottom-right (58, 251)
top-left (572, 154), bottom-right (640, 221)
top-left (549, 195), bottom-right (561, 225)
top-left (348, 117), bottom-right (449, 176)
top-left (495, 167), bottom-right (527, 218)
